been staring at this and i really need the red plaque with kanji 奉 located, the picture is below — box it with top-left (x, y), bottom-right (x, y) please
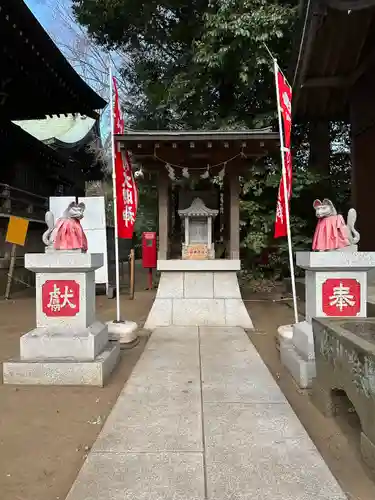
top-left (42, 280), bottom-right (80, 317)
top-left (322, 278), bottom-right (361, 317)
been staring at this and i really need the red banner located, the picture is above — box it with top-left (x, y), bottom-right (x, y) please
top-left (112, 76), bottom-right (138, 239)
top-left (274, 65), bottom-right (292, 239)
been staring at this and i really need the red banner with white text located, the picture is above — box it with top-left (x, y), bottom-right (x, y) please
top-left (112, 76), bottom-right (138, 239)
top-left (274, 66), bottom-right (292, 239)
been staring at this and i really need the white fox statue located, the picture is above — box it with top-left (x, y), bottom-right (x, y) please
top-left (312, 198), bottom-right (360, 251)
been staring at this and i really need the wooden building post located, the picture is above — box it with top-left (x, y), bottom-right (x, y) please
top-left (308, 122), bottom-right (330, 174)
top-left (174, 185), bottom-right (181, 235)
top-left (229, 171), bottom-right (240, 260)
top-left (168, 183), bottom-right (173, 240)
top-left (158, 168), bottom-right (169, 259)
top-left (350, 69), bottom-right (375, 251)
top-left (222, 174), bottom-right (230, 252)
top-left (351, 128), bottom-right (375, 250)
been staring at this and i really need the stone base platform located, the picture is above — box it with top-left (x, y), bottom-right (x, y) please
top-left (280, 320), bottom-right (316, 389)
top-left (3, 342), bottom-right (119, 386)
top-left (144, 267), bottom-right (253, 329)
top-left (20, 321), bottom-right (109, 361)
top-left (280, 340), bottom-right (316, 389)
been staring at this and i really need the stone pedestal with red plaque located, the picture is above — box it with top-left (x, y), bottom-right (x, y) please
top-left (280, 251), bottom-right (375, 389)
top-left (3, 251), bottom-right (120, 386)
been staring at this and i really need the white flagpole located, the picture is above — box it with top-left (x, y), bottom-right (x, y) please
top-left (274, 59), bottom-right (299, 325)
top-left (109, 66), bottom-right (121, 322)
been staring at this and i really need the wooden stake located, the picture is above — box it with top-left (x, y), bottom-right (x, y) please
top-left (129, 248), bottom-right (135, 300)
top-left (5, 244), bottom-right (17, 300)
top-left (148, 268), bottom-right (153, 290)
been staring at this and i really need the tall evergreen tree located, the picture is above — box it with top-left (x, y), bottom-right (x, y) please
top-left (72, 0), bottom-right (298, 129)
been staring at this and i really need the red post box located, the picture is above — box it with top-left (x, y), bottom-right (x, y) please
top-left (142, 232), bottom-right (157, 268)
top-left (142, 232), bottom-right (157, 290)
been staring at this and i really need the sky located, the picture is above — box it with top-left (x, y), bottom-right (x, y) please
top-left (25, 0), bottom-right (53, 31)
top-left (24, 0), bottom-right (111, 93)
top-left (25, 0), bottom-right (111, 145)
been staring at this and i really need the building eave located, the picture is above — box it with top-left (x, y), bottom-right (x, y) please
top-left (115, 128), bottom-right (279, 143)
top-left (0, 0), bottom-right (106, 120)
top-left (292, 0), bottom-right (375, 121)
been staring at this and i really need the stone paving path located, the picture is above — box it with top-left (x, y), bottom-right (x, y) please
top-left (66, 326), bottom-right (347, 500)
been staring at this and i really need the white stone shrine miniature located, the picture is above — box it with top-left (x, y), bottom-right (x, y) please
top-left (178, 197), bottom-right (218, 259)
top-left (312, 198), bottom-right (360, 251)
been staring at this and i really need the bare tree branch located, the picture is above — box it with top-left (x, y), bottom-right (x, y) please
top-left (44, 0), bottom-right (128, 100)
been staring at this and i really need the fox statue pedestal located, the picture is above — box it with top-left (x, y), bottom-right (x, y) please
top-left (279, 198), bottom-right (366, 388)
top-left (3, 251), bottom-right (120, 386)
top-left (280, 251), bottom-right (375, 388)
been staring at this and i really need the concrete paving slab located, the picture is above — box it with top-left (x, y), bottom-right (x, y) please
top-left (150, 326), bottom-right (200, 340)
top-left (138, 327), bottom-right (199, 368)
top-left (65, 452), bottom-right (205, 500)
top-left (144, 338), bottom-right (199, 356)
top-left (201, 347), bottom-right (267, 371)
top-left (201, 366), bottom-right (288, 404)
top-left (199, 326), bottom-right (266, 362)
top-left (129, 349), bottom-right (200, 372)
top-left (200, 326), bottom-right (245, 334)
top-left (206, 440), bottom-right (346, 500)
top-left (203, 403), bottom-right (308, 451)
top-left (119, 371), bottom-right (201, 406)
top-left (92, 399), bottom-right (202, 453)
top-left (200, 326), bottom-right (288, 403)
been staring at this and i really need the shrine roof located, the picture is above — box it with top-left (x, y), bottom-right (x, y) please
top-left (13, 114), bottom-right (97, 149)
top-left (116, 128), bottom-right (279, 171)
top-left (0, 120), bottom-right (84, 187)
top-left (178, 198), bottom-right (219, 217)
top-left (292, 0), bottom-right (375, 121)
top-left (116, 128), bottom-right (278, 143)
top-left (0, 0), bottom-right (106, 120)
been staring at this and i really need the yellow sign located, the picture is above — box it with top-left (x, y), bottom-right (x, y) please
top-left (186, 244), bottom-right (209, 260)
top-left (6, 216), bottom-right (29, 246)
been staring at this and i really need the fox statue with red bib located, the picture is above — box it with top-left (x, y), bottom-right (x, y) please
top-left (42, 201), bottom-right (88, 252)
top-left (312, 198), bottom-right (360, 252)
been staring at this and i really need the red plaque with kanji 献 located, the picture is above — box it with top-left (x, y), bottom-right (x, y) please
top-left (42, 280), bottom-right (80, 317)
top-left (322, 278), bottom-right (361, 317)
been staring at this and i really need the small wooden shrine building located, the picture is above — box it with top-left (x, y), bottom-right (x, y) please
top-left (116, 129), bottom-right (279, 329)
top-left (116, 129), bottom-right (279, 261)
top-left (292, 0), bottom-right (375, 250)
